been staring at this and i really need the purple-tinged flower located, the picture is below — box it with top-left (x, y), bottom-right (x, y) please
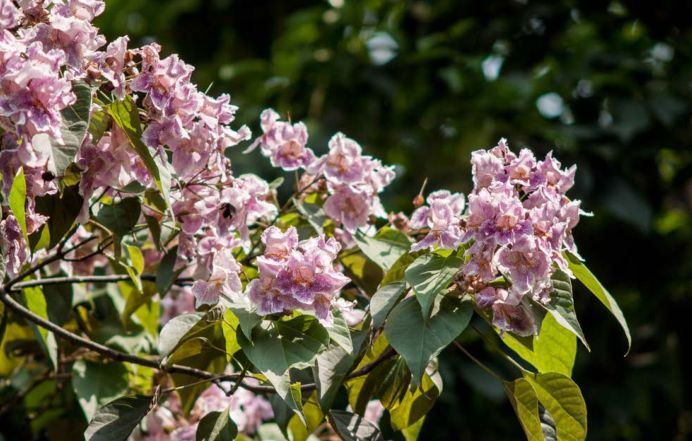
top-left (191, 249), bottom-right (242, 307)
top-left (98, 36), bottom-right (129, 99)
top-left (0, 1), bottom-right (20, 31)
top-left (492, 300), bottom-right (535, 337)
top-left (0, 214), bottom-right (27, 278)
top-left (410, 190), bottom-right (465, 251)
top-left (507, 148), bottom-right (536, 186)
top-left (247, 109), bottom-right (315, 171)
top-left (248, 227), bottom-right (349, 321)
top-left (309, 132), bottom-right (366, 185)
top-left (471, 146), bottom-right (505, 189)
top-left (495, 236), bottom-right (551, 296)
top-left (324, 185), bottom-right (371, 233)
top-left (530, 151), bottom-right (576, 194)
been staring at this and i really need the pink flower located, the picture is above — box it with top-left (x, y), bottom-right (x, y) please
top-left (248, 227), bottom-right (349, 321)
top-left (0, 1), bottom-right (20, 31)
top-left (0, 214), bottom-right (27, 278)
top-left (247, 108), bottom-right (315, 171)
top-left (309, 132), bottom-right (366, 185)
top-left (191, 249), bottom-right (242, 307)
top-left (495, 236), bottom-right (551, 296)
top-left (323, 185), bottom-right (371, 233)
top-left (410, 190), bottom-right (465, 251)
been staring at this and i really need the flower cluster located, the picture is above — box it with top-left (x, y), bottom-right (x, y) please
top-left (311, 133), bottom-right (395, 239)
top-left (250, 111), bottom-right (395, 241)
top-left (458, 139), bottom-right (583, 335)
top-left (247, 226), bottom-right (350, 321)
top-left (409, 190), bottom-right (466, 251)
top-left (136, 379), bottom-right (273, 440)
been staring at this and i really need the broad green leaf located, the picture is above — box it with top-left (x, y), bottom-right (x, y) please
top-left (345, 333), bottom-right (391, 414)
top-left (355, 227), bottom-right (411, 271)
top-left (402, 415), bottom-right (426, 441)
top-left (227, 306), bottom-right (261, 340)
top-left (385, 296), bottom-right (472, 384)
top-left (125, 244), bottom-right (144, 274)
top-left (544, 270), bottom-right (589, 351)
top-left (108, 97), bottom-right (170, 205)
top-left (32, 185), bottom-right (83, 249)
top-left (370, 282), bottom-right (406, 328)
top-left (46, 80), bottom-right (92, 177)
top-left (156, 246), bottom-right (181, 296)
top-left (9, 167), bottom-right (27, 241)
top-left (287, 391), bottom-right (324, 441)
top-left (314, 329), bottom-right (367, 410)
top-left (84, 395), bottom-right (152, 441)
top-left (340, 250), bottom-right (383, 295)
top-left (524, 372), bottom-right (587, 441)
top-left (295, 196), bottom-right (326, 234)
top-left (21, 287), bottom-right (58, 369)
top-left (158, 313), bottom-right (204, 357)
top-left (96, 197), bottom-right (141, 238)
top-left (325, 308), bottom-right (353, 353)
top-left (405, 252), bottom-right (462, 316)
top-left (328, 410), bottom-right (384, 441)
top-left (505, 378), bottom-right (544, 441)
top-left (221, 309), bottom-right (241, 359)
top-left (380, 250), bottom-right (424, 286)
top-left (88, 109), bottom-right (111, 144)
top-left (71, 360), bottom-right (129, 421)
top-left (502, 313), bottom-right (577, 377)
top-left (238, 315), bottom-right (329, 414)
top-left (196, 407), bottom-right (238, 441)
top-left (389, 368), bottom-right (442, 430)
top-left (566, 253), bottom-right (631, 353)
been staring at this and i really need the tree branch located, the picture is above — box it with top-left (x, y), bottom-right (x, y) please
top-left (8, 274), bottom-right (194, 292)
top-left (0, 285), bottom-right (397, 395)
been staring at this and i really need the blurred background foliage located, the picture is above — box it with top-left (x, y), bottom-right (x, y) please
top-left (95, 0), bottom-right (691, 439)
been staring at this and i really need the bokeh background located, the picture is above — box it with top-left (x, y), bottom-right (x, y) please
top-left (96, 1), bottom-right (691, 439)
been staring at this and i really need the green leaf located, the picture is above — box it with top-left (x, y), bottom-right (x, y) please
top-left (314, 330), bottom-right (367, 410)
top-left (196, 408), bottom-right (238, 441)
top-left (355, 227), bottom-right (411, 271)
top-left (287, 391), bottom-right (324, 441)
top-left (158, 313), bottom-right (203, 357)
top-left (544, 270), bottom-right (589, 351)
top-left (84, 395), bottom-right (152, 441)
top-left (566, 252), bottom-right (631, 353)
top-left (328, 410), bottom-right (384, 441)
top-left (524, 372), bottom-right (587, 441)
top-left (380, 250), bottom-right (424, 286)
top-left (46, 80), bottom-right (92, 177)
top-left (384, 296), bottom-right (472, 384)
top-left (32, 185), bottom-right (83, 249)
top-left (238, 315), bottom-right (329, 414)
top-left (340, 250), bottom-right (382, 295)
top-left (505, 377), bottom-right (544, 441)
top-left (324, 308), bottom-right (353, 353)
top-left (71, 360), bottom-right (130, 421)
top-left (401, 415), bottom-right (426, 441)
top-left (9, 167), bottom-right (28, 241)
top-left (370, 282), bottom-right (406, 329)
top-left (295, 197), bottom-right (326, 234)
top-left (108, 97), bottom-right (170, 205)
top-left (405, 252), bottom-right (462, 317)
top-left (389, 368), bottom-right (442, 430)
top-left (502, 313), bottom-right (577, 377)
top-left (21, 287), bottom-right (58, 369)
top-left (156, 246), bottom-right (181, 296)
top-left (97, 197), bottom-right (141, 238)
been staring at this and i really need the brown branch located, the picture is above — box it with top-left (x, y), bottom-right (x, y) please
top-left (8, 274), bottom-right (194, 292)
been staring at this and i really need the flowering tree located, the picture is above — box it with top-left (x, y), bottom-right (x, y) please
top-left (0, 1), bottom-right (631, 440)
